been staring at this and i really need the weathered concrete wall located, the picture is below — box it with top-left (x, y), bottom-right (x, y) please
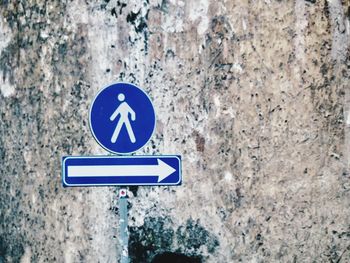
top-left (0, 0), bottom-right (349, 262)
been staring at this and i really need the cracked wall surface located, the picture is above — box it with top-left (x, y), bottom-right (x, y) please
top-left (0, 0), bottom-right (349, 262)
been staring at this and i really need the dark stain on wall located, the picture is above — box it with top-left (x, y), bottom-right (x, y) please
top-left (151, 252), bottom-right (202, 263)
top-left (129, 217), bottom-right (218, 262)
top-left (194, 131), bottom-right (205, 153)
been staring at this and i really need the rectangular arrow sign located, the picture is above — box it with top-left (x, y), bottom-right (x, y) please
top-left (62, 155), bottom-right (182, 187)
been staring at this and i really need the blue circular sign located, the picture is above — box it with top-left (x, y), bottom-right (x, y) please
top-left (89, 82), bottom-right (156, 154)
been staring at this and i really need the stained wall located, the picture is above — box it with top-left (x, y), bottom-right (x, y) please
top-left (0, 1), bottom-right (349, 262)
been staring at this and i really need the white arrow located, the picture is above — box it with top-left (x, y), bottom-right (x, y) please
top-left (67, 159), bottom-right (176, 182)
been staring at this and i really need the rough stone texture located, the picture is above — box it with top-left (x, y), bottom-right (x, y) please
top-left (0, 0), bottom-right (349, 262)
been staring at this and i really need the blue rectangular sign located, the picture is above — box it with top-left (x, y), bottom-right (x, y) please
top-left (62, 155), bottom-right (182, 186)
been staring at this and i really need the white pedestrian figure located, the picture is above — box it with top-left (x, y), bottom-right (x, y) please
top-left (110, 93), bottom-right (136, 143)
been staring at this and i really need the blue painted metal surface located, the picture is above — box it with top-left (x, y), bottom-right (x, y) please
top-left (62, 155), bottom-right (181, 186)
top-left (89, 82), bottom-right (156, 154)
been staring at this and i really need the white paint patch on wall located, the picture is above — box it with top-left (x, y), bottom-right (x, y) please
top-left (293, 0), bottom-right (307, 74)
top-left (0, 77), bottom-right (15, 97)
top-left (65, 0), bottom-right (89, 29)
top-left (224, 171), bottom-right (233, 181)
top-left (346, 104), bottom-right (350, 169)
top-left (161, 0), bottom-right (186, 33)
top-left (0, 15), bottom-right (15, 97)
top-left (20, 246), bottom-right (32, 263)
top-left (328, 0), bottom-right (349, 63)
top-left (188, 0), bottom-right (209, 35)
top-left (162, 13), bottom-right (184, 33)
top-left (0, 16), bottom-right (12, 52)
top-left (328, 0), bottom-right (350, 170)
top-left (63, 242), bottom-right (76, 263)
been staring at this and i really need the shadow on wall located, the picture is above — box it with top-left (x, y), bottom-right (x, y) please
top-left (151, 252), bottom-right (201, 263)
top-left (128, 217), bottom-right (219, 262)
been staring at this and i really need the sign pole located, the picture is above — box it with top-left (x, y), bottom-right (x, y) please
top-left (119, 189), bottom-right (129, 263)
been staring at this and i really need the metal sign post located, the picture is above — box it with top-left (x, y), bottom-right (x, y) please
top-left (119, 189), bottom-right (129, 263)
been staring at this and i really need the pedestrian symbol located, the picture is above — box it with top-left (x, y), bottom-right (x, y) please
top-left (110, 93), bottom-right (136, 143)
top-left (89, 83), bottom-right (156, 154)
